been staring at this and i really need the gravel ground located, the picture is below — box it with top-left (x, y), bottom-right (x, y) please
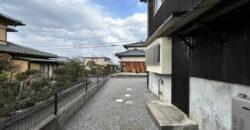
top-left (63, 77), bottom-right (158, 130)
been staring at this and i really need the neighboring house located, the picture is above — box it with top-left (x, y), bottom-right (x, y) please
top-left (50, 57), bottom-right (71, 63)
top-left (142, 0), bottom-right (250, 130)
top-left (84, 57), bottom-right (113, 66)
top-left (0, 12), bottom-right (60, 78)
top-left (115, 41), bottom-right (146, 73)
top-left (71, 56), bottom-right (85, 64)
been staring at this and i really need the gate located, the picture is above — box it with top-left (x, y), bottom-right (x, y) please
top-left (171, 37), bottom-right (189, 115)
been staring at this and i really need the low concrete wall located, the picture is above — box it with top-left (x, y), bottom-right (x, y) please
top-left (32, 77), bottom-right (109, 130)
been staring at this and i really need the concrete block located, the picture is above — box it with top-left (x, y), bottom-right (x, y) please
top-left (146, 100), bottom-right (198, 130)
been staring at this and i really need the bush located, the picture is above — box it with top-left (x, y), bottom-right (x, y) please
top-left (31, 78), bottom-right (49, 93)
top-left (53, 62), bottom-right (88, 87)
top-left (15, 69), bottom-right (40, 81)
top-left (0, 71), bottom-right (8, 83)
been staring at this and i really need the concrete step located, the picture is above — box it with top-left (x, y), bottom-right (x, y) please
top-left (146, 100), bottom-right (198, 130)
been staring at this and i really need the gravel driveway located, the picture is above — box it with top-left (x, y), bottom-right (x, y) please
top-left (63, 77), bottom-right (158, 130)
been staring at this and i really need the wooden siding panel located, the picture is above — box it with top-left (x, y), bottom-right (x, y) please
top-left (188, 4), bottom-right (250, 85)
top-left (121, 62), bottom-right (146, 73)
top-left (172, 38), bottom-right (189, 115)
top-left (148, 0), bottom-right (203, 37)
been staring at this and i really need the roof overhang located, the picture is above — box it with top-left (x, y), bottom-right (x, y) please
top-left (145, 0), bottom-right (248, 46)
top-left (7, 27), bottom-right (18, 32)
top-left (140, 0), bottom-right (147, 3)
top-left (144, 12), bottom-right (186, 46)
top-left (0, 13), bottom-right (25, 26)
top-left (14, 57), bottom-right (62, 63)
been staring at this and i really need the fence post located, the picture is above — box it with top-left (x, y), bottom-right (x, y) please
top-left (54, 93), bottom-right (57, 115)
top-left (85, 80), bottom-right (88, 93)
top-left (97, 74), bottom-right (99, 84)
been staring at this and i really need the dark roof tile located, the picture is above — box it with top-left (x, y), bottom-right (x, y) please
top-left (123, 41), bottom-right (145, 48)
top-left (0, 42), bottom-right (58, 58)
top-left (115, 49), bottom-right (145, 58)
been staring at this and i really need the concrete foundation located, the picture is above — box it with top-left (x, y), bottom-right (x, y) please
top-left (189, 77), bottom-right (250, 130)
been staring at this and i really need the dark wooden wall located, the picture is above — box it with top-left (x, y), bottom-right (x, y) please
top-left (188, 3), bottom-right (250, 85)
top-left (121, 62), bottom-right (146, 73)
top-left (147, 0), bottom-right (202, 38)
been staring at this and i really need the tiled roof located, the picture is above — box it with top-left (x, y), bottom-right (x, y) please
top-left (115, 49), bottom-right (145, 58)
top-left (123, 41), bottom-right (145, 48)
top-left (0, 42), bottom-right (58, 58)
top-left (15, 57), bottom-right (62, 63)
top-left (0, 12), bottom-right (25, 26)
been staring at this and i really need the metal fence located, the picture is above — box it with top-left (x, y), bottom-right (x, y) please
top-left (0, 72), bottom-right (111, 130)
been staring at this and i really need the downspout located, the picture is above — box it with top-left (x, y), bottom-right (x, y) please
top-left (158, 78), bottom-right (164, 100)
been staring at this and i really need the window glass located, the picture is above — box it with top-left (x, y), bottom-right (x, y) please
top-left (154, 0), bottom-right (164, 15)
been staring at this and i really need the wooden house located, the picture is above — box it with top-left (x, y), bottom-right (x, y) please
top-left (115, 41), bottom-right (146, 73)
top-left (0, 12), bottom-right (61, 78)
top-left (142, 0), bottom-right (250, 129)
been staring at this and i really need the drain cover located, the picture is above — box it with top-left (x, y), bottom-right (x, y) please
top-left (115, 99), bottom-right (124, 102)
top-left (125, 94), bottom-right (131, 97)
top-left (126, 88), bottom-right (132, 91)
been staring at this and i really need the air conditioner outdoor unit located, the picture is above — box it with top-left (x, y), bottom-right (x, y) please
top-left (232, 94), bottom-right (250, 130)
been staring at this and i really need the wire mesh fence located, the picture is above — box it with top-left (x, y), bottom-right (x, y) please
top-left (0, 72), bottom-right (111, 130)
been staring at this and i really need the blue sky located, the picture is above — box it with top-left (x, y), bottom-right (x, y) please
top-left (94, 0), bottom-right (147, 18)
top-left (0, 0), bottom-right (147, 64)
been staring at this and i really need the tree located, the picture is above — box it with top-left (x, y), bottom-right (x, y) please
top-left (0, 53), bottom-right (15, 72)
top-left (0, 53), bottom-right (18, 83)
top-left (86, 60), bottom-right (96, 69)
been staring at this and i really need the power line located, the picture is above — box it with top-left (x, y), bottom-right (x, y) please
top-left (35, 40), bottom-right (145, 50)
top-left (40, 44), bottom-right (121, 50)
top-left (33, 40), bottom-right (144, 48)
top-left (14, 33), bottom-right (145, 43)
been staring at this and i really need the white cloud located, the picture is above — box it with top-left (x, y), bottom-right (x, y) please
top-left (0, 0), bottom-right (147, 63)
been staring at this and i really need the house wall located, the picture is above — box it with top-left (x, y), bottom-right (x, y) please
top-left (147, 0), bottom-right (202, 37)
top-left (121, 57), bottom-right (145, 62)
top-left (120, 62), bottom-right (146, 73)
top-left (30, 63), bottom-right (40, 71)
top-left (187, 5), bottom-right (250, 130)
top-left (189, 77), bottom-right (250, 130)
top-left (127, 47), bottom-right (145, 51)
top-left (40, 63), bottom-right (58, 78)
top-left (146, 37), bottom-right (172, 74)
top-left (84, 58), bottom-right (112, 66)
top-left (0, 23), bottom-right (7, 45)
top-left (148, 72), bottom-right (171, 102)
top-left (12, 60), bottom-right (29, 72)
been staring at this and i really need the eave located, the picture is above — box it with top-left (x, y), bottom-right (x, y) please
top-left (145, 0), bottom-right (248, 46)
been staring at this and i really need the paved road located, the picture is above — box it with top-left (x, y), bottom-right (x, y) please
top-left (63, 77), bottom-right (158, 130)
